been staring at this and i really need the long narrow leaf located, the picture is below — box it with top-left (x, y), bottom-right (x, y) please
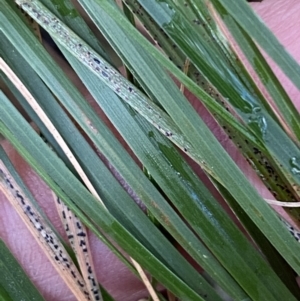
top-left (59, 42), bottom-right (251, 300)
top-left (9, 0), bottom-right (300, 289)
top-left (136, 0), bottom-right (300, 198)
top-left (62, 3), bottom-right (300, 301)
top-left (211, 0), bottom-right (300, 93)
top-left (0, 239), bottom-right (45, 301)
top-left (124, 0), bottom-right (300, 225)
top-left (75, 0), bottom-right (300, 278)
top-left (0, 5), bottom-right (226, 298)
top-left (0, 92), bottom-right (216, 301)
top-left (213, 3), bottom-right (300, 140)
top-left (0, 38), bottom-right (220, 301)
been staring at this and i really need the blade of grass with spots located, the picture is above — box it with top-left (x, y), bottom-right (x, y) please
top-left (54, 194), bottom-right (102, 301)
top-left (11, 0), bottom-right (300, 290)
top-left (0, 161), bottom-right (92, 301)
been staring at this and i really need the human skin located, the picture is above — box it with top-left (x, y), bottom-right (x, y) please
top-left (1, 0), bottom-right (300, 300)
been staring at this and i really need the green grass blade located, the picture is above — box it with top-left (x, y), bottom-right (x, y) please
top-left (2, 1), bottom-right (300, 298)
top-left (125, 0), bottom-right (300, 223)
top-left (0, 239), bottom-right (46, 301)
top-left (1, 5), bottom-right (215, 292)
top-left (123, 0), bottom-right (297, 211)
top-left (166, 1), bottom-right (299, 220)
top-left (45, 0), bottom-right (300, 298)
top-left (0, 142), bottom-right (81, 264)
top-left (0, 92), bottom-right (217, 301)
top-left (136, 0), bottom-right (300, 194)
top-left (0, 10), bottom-right (239, 300)
top-left (7, 0), bottom-right (252, 181)
top-left (1, 33), bottom-right (219, 300)
top-left (211, 0), bottom-right (300, 93)
top-left (39, 0), bottom-right (112, 63)
top-left (77, 0), bottom-right (300, 268)
top-left (9, 0), bottom-right (300, 284)
top-left (123, 0), bottom-right (226, 106)
top-left (60, 45), bottom-right (252, 300)
top-left (59, 4), bottom-right (300, 300)
top-left (210, 0), bottom-right (300, 142)
top-left (0, 284), bottom-right (14, 301)
top-left (0, 37), bottom-right (138, 275)
top-left (211, 179), bottom-right (300, 298)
